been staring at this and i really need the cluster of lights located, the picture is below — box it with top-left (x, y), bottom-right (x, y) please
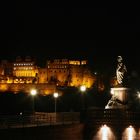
top-left (48, 65), bottom-right (67, 69)
top-left (81, 61), bottom-right (87, 65)
top-left (14, 63), bottom-right (33, 66)
top-left (14, 67), bottom-right (33, 70)
top-left (69, 61), bottom-right (80, 65)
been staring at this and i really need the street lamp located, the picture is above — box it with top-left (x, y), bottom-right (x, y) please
top-left (53, 92), bottom-right (59, 113)
top-left (80, 85), bottom-right (86, 92)
top-left (30, 89), bottom-right (37, 113)
top-left (80, 85), bottom-right (87, 111)
top-left (31, 89), bottom-right (37, 96)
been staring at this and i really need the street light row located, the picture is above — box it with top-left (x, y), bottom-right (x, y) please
top-left (30, 85), bottom-right (87, 97)
top-left (30, 85), bottom-right (87, 113)
top-left (30, 89), bottom-right (59, 113)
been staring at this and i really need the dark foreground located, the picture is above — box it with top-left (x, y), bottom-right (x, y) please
top-left (0, 124), bottom-right (83, 140)
top-left (0, 110), bottom-right (140, 140)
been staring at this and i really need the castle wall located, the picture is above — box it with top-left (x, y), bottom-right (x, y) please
top-left (0, 58), bottom-right (96, 92)
top-left (38, 68), bottom-right (48, 83)
top-left (0, 83), bottom-right (56, 95)
top-left (70, 66), bottom-right (83, 87)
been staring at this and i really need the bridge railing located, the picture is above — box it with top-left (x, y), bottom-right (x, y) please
top-left (0, 109), bottom-right (140, 129)
top-left (0, 112), bottom-right (80, 129)
top-left (86, 109), bottom-right (140, 126)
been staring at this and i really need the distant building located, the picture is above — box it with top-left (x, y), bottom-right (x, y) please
top-left (12, 56), bottom-right (38, 84)
top-left (38, 68), bottom-right (47, 83)
top-left (46, 59), bottom-right (95, 88)
top-left (0, 57), bottom-right (96, 94)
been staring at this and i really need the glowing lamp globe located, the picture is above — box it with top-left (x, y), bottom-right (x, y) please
top-left (80, 85), bottom-right (86, 92)
top-left (30, 89), bottom-right (37, 96)
top-left (53, 92), bottom-right (59, 98)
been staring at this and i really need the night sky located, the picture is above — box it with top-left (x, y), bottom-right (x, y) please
top-left (1, 6), bottom-right (140, 75)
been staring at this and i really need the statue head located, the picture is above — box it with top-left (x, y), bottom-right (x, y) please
top-left (117, 56), bottom-right (123, 63)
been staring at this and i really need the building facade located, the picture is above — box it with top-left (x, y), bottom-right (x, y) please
top-left (0, 57), bottom-right (96, 94)
top-left (46, 59), bottom-right (95, 88)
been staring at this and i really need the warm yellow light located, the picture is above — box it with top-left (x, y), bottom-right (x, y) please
top-left (30, 89), bottom-right (37, 96)
top-left (93, 124), bottom-right (115, 140)
top-left (53, 92), bottom-right (58, 98)
top-left (0, 84), bottom-right (8, 91)
top-left (80, 85), bottom-right (86, 92)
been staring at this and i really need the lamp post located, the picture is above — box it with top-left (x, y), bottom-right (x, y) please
top-left (53, 92), bottom-right (59, 113)
top-left (30, 89), bottom-right (37, 113)
top-left (80, 85), bottom-right (87, 111)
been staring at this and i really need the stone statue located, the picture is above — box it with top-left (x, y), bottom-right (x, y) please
top-left (116, 56), bottom-right (127, 86)
top-left (105, 56), bottom-right (129, 109)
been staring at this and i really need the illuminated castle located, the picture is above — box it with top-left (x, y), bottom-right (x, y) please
top-left (0, 57), bottom-right (95, 94)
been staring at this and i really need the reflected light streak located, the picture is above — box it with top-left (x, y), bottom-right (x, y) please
top-left (122, 125), bottom-right (136, 140)
top-left (101, 125), bottom-right (108, 140)
top-left (92, 124), bottom-right (115, 140)
top-left (128, 126), bottom-right (133, 140)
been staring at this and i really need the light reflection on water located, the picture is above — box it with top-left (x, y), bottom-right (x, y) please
top-left (122, 126), bottom-right (136, 140)
top-left (92, 125), bottom-right (139, 140)
top-left (92, 125), bottom-right (115, 140)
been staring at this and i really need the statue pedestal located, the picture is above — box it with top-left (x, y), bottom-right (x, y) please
top-left (105, 87), bottom-right (130, 109)
top-left (111, 88), bottom-right (129, 103)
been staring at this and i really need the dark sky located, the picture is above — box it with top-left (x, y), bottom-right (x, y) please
top-left (1, 6), bottom-right (140, 74)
